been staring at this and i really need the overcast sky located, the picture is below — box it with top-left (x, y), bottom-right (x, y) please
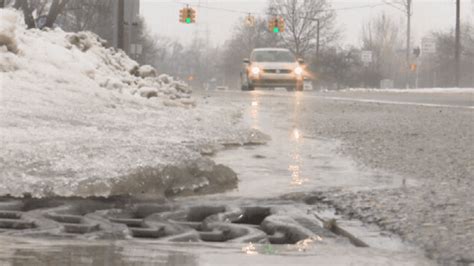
top-left (140, 0), bottom-right (474, 47)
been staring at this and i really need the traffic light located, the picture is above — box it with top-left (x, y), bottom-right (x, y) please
top-left (179, 8), bottom-right (186, 23)
top-left (179, 7), bottom-right (196, 24)
top-left (410, 63), bottom-right (417, 72)
top-left (268, 16), bottom-right (285, 33)
top-left (268, 18), bottom-right (276, 32)
top-left (277, 17), bottom-right (285, 32)
top-left (188, 8), bottom-right (196, 23)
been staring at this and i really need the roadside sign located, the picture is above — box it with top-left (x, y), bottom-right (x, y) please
top-left (361, 50), bottom-right (373, 64)
top-left (245, 14), bottom-right (255, 27)
top-left (421, 38), bottom-right (436, 54)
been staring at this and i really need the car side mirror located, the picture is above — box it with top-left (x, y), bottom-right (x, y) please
top-left (298, 58), bottom-right (305, 64)
top-left (243, 58), bottom-right (250, 64)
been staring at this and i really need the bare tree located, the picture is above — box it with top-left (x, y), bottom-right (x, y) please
top-left (382, 0), bottom-right (412, 86)
top-left (422, 23), bottom-right (474, 87)
top-left (316, 47), bottom-right (364, 89)
top-left (361, 13), bottom-right (404, 85)
top-left (134, 18), bottom-right (163, 67)
top-left (44, 0), bottom-right (68, 28)
top-left (61, 0), bottom-right (113, 31)
top-left (10, 0), bottom-right (69, 29)
top-left (58, 0), bottom-right (115, 45)
top-left (268, 0), bottom-right (338, 58)
top-left (219, 16), bottom-right (280, 87)
top-left (13, 0), bottom-right (36, 28)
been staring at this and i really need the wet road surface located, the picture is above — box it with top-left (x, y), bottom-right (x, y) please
top-left (303, 90), bottom-right (473, 108)
top-left (214, 90), bottom-right (412, 198)
top-left (0, 89), bottom-right (445, 265)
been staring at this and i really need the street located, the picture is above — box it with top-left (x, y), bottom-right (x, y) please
top-left (1, 89), bottom-right (472, 265)
top-left (1, 1), bottom-right (474, 265)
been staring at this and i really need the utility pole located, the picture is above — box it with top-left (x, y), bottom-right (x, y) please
top-left (406, 0), bottom-right (412, 88)
top-left (455, 0), bottom-right (461, 87)
top-left (316, 19), bottom-right (320, 59)
top-left (117, 0), bottom-right (125, 50)
top-left (0, 0), bottom-right (5, 8)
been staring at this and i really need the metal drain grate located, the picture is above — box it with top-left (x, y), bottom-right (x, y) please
top-left (45, 213), bottom-right (100, 234)
top-left (0, 211), bottom-right (35, 230)
top-left (0, 198), bottom-right (368, 247)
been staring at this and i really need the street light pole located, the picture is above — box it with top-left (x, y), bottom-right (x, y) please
top-left (455, 0), bottom-right (461, 87)
top-left (117, 0), bottom-right (125, 50)
top-left (316, 19), bottom-right (320, 59)
top-left (406, 0), bottom-right (412, 88)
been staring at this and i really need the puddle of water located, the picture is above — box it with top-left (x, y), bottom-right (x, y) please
top-left (215, 91), bottom-right (413, 198)
top-left (0, 235), bottom-right (432, 266)
top-left (0, 236), bottom-right (198, 266)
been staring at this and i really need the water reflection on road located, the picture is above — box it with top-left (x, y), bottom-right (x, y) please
top-left (0, 91), bottom-right (427, 266)
top-left (0, 237), bottom-right (197, 266)
top-left (215, 90), bottom-right (409, 198)
top-left (289, 92), bottom-right (308, 186)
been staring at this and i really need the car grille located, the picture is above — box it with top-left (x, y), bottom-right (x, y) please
top-left (263, 69), bottom-right (292, 74)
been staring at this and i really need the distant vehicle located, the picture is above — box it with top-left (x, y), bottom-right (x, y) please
top-left (240, 48), bottom-right (305, 91)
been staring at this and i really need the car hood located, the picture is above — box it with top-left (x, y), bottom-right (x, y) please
top-left (252, 62), bottom-right (299, 70)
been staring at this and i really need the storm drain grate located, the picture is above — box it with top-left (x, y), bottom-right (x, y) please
top-left (109, 218), bottom-right (165, 238)
top-left (0, 211), bottom-right (35, 230)
top-left (45, 213), bottom-right (100, 234)
top-left (0, 198), bottom-right (369, 248)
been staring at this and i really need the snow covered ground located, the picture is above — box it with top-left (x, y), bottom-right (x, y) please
top-left (0, 10), bottom-right (263, 198)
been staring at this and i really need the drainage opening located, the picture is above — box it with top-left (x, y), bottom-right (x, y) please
top-left (186, 206), bottom-right (226, 222)
top-left (233, 207), bottom-right (271, 225)
top-left (0, 211), bottom-right (35, 230)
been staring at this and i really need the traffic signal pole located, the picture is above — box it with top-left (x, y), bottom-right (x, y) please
top-left (316, 19), bottom-right (320, 59)
top-left (455, 0), bottom-right (461, 87)
top-left (406, 0), bottom-right (412, 88)
top-left (117, 0), bottom-right (125, 50)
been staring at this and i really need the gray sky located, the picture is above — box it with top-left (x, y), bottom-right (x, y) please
top-left (140, 0), bottom-right (474, 47)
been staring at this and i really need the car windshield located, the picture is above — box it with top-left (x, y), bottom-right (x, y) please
top-left (251, 50), bottom-right (296, 62)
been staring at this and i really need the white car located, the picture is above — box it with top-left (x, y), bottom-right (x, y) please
top-left (241, 48), bottom-right (305, 91)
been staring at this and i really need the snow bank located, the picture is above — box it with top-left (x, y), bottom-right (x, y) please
top-left (342, 88), bottom-right (474, 93)
top-left (0, 10), bottom-right (262, 198)
top-left (0, 9), bottom-right (191, 105)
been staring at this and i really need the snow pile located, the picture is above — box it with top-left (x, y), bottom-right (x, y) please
top-left (0, 9), bottom-right (192, 105)
top-left (0, 9), bottom-right (264, 198)
top-left (0, 9), bottom-right (18, 53)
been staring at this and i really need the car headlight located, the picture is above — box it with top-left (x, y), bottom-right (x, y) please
top-left (294, 66), bottom-right (303, 76)
top-left (251, 66), bottom-right (260, 75)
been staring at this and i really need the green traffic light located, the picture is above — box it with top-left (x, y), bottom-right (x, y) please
top-left (273, 27), bottom-right (279, 33)
top-left (186, 17), bottom-right (191, 23)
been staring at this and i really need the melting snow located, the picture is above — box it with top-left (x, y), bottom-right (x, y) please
top-left (0, 9), bottom-right (258, 198)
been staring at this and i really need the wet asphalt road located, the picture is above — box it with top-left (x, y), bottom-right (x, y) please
top-left (2, 88), bottom-right (472, 265)
top-left (208, 88), bottom-right (473, 265)
top-left (316, 90), bottom-right (473, 108)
